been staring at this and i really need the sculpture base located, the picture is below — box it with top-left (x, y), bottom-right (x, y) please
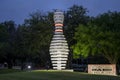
top-left (51, 69), bottom-right (73, 72)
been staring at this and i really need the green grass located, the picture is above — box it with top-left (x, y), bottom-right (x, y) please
top-left (0, 69), bottom-right (22, 74)
top-left (0, 70), bottom-right (120, 80)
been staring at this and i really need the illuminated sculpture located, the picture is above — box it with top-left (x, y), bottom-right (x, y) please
top-left (49, 10), bottom-right (69, 70)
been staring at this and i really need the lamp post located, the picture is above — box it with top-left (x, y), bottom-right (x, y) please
top-left (49, 10), bottom-right (69, 70)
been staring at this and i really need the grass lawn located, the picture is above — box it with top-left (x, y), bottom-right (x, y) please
top-left (0, 69), bottom-right (22, 74)
top-left (0, 69), bottom-right (120, 80)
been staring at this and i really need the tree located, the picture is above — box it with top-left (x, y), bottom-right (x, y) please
top-left (92, 11), bottom-right (120, 64)
top-left (72, 24), bottom-right (99, 58)
top-left (17, 11), bottom-right (53, 68)
top-left (0, 21), bottom-right (16, 69)
top-left (27, 22), bottom-right (52, 67)
top-left (15, 25), bottom-right (30, 70)
top-left (0, 24), bottom-right (9, 63)
top-left (63, 5), bottom-right (89, 68)
top-left (64, 4), bottom-right (89, 46)
top-left (72, 11), bottom-right (120, 64)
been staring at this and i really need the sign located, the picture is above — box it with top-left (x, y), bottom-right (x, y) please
top-left (88, 64), bottom-right (116, 75)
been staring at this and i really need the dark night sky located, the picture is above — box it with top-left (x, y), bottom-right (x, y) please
top-left (0, 0), bottom-right (120, 24)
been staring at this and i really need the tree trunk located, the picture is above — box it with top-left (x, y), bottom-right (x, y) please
top-left (21, 60), bottom-right (25, 70)
top-left (7, 60), bottom-right (13, 69)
